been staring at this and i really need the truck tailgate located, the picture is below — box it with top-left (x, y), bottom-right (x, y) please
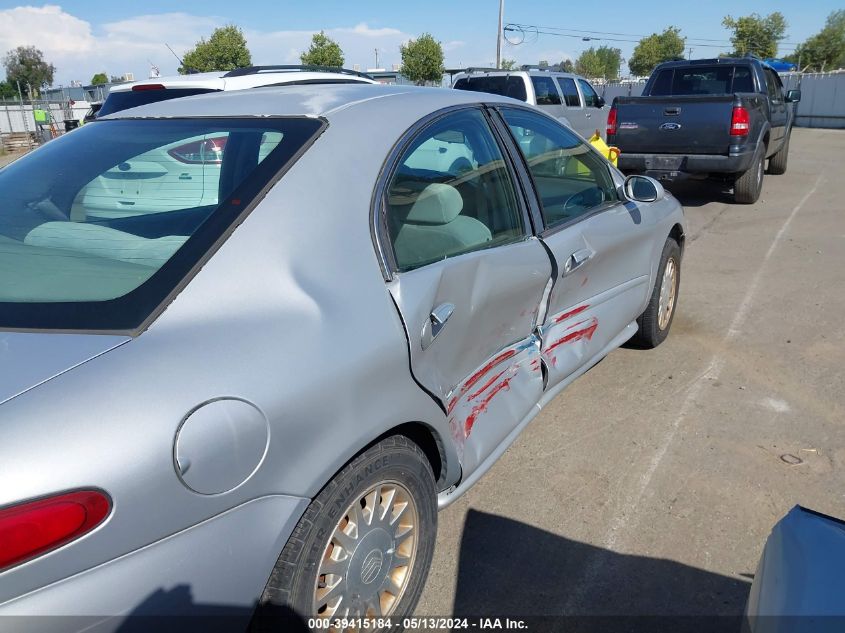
top-left (613, 95), bottom-right (735, 154)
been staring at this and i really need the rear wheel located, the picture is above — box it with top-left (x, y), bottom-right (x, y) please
top-left (734, 150), bottom-right (764, 204)
top-left (253, 436), bottom-right (437, 630)
top-left (767, 132), bottom-right (790, 175)
top-left (630, 238), bottom-right (681, 349)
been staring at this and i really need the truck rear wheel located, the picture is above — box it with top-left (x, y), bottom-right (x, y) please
top-left (734, 151), bottom-right (764, 204)
top-left (767, 132), bottom-right (790, 175)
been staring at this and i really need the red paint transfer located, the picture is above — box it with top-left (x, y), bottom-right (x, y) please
top-left (553, 304), bottom-right (589, 324)
top-left (544, 317), bottom-right (598, 355)
top-left (465, 377), bottom-right (513, 437)
top-left (447, 349), bottom-right (517, 413)
top-left (468, 369), bottom-right (508, 401)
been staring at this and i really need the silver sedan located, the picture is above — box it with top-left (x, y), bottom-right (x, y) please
top-left (0, 83), bottom-right (684, 629)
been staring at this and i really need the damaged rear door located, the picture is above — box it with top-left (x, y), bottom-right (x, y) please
top-left (375, 107), bottom-right (551, 476)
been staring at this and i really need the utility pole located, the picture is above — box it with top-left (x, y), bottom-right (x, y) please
top-left (688, 47), bottom-right (693, 60)
top-left (496, 0), bottom-right (504, 69)
top-left (374, 48), bottom-right (380, 69)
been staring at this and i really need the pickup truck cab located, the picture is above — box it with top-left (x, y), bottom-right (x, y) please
top-left (607, 57), bottom-right (801, 203)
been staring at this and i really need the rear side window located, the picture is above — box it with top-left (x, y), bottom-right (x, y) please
top-left (453, 76), bottom-right (527, 102)
top-left (385, 109), bottom-right (525, 272)
top-left (531, 76), bottom-right (562, 105)
top-left (0, 118), bottom-right (323, 331)
top-left (763, 69), bottom-right (782, 101)
top-left (556, 77), bottom-right (581, 107)
top-left (98, 88), bottom-right (218, 117)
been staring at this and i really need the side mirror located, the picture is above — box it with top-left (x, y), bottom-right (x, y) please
top-left (785, 89), bottom-right (801, 103)
top-left (595, 96), bottom-right (606, 108)
top-left (624, 175), bottom-right (665, 203)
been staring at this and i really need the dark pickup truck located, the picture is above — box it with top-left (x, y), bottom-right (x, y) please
top-left (607, 57), bottom-right (801, 203)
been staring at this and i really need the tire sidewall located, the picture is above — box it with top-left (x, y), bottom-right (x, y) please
top-left (642, 239), bottom-right (681, 346)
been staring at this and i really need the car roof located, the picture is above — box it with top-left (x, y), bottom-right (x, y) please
top-left (452, 68), bottom-right (582, 80)
top-left (100, 83), bottom-right (523, 121)
top-left (110, 68), bottom-right (376, 93)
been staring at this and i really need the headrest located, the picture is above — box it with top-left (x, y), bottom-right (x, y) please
top-left (405, 183), bottom-right (463, 225)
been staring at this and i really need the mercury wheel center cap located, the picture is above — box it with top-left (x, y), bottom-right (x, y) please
top-left (360, 549), bottom-right (384, 585)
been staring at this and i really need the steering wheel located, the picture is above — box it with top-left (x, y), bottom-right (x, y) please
top-left (563, 187), bottom-right (605, 213)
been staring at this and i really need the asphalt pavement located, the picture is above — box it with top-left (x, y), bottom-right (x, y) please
top-left (417, 127), bottom-right (845, 619)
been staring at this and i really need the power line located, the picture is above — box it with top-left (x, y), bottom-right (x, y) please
top-left (505, 22), bottom-right (802, 47)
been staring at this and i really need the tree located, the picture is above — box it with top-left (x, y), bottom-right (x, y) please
top-left (575, 46), bottom-right (622, 79)
top-left (788, 10), bottom-right (845, 71)
top-left (400, 33), bottom-right (445, 85)
top-left (179, 25), bottom-right (251, 74)
top-left (3, 46), bottom-right (55, 96)
top-left (0, 80), bottom-right (16, 99)
top-left (300, 31), bottom-right (345, 67)
top-left (629, 27), bottom-right (686, 77)
top-left (500, 59), bottom-right (517, 70)
top-left (722, 12), bottom-right (787, 58)
top-left (90, 72), bottom-right (108, 85)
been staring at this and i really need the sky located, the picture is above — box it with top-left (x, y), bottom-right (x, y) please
top-left (0, 0), bottom-right (840, 86)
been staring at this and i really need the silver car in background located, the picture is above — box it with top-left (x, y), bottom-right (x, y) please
top-left (0, 83), bottom-right (684, 629)
top-left (452, 68), bottom-right (610, 139)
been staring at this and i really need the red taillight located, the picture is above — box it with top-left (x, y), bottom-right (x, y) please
top-left (730, 106), bottom-right (750, 136)
top-left (132, 83), bottom-right (165, 91)
top-left (167, 135), bottom-right (228, 164)
top-left (0, 490), bottom-right (110, 572)
top-left (606, 105), bottom-right (617, 136)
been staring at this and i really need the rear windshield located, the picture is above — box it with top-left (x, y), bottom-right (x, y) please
top-left (98, 88), bottom-right (218, 117)
top-left (648, 65), bottom-right (755, 96)
top-left (454, 76), bottom-right (527, 102)
top-left (0, 117), bottom-right (324, 332)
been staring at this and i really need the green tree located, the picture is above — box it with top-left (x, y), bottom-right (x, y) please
top-left (400, 33), bottom-right (445, 85)
top-left (90, 72), bottom-right (108, 85)
top-left (559, 59), bottom-right (574, 73)
top-left (179, 25), bottom-right (251, 74)
top-left (300, 31), bottom-right (345, 67)
top-left (788, 10), bottom-right (845, 71)
top-left (0, 80), bottom-right (16, 99)
top-left (575, 46), bottom-right (621, 79)
top-left (628, 27), bottom-right (686, 77)
top-left (3, 46), bottom-right (55, 96)
top-left (722, 12), bottom-right (787, 58)
top-left (500, 58), bottom-right (517, 70)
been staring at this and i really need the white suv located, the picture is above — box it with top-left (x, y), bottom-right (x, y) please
top-left (452, 68), bottom-right (608, 139)
top-left (98, 65), bottom-right (376, 117)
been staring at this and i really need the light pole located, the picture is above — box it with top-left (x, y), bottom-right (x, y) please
top-left (496, 0), bottom-right (504, 69)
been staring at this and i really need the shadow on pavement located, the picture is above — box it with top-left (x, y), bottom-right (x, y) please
top-left (664, 179), bottom-right (737, 208)
top-left (453, 509), bottom-right (749, 630)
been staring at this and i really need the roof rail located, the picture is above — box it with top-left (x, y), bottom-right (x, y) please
top-left (520, 65), bottom-right (552, 72)
top-left (223, 65), bottom-right (373, 79)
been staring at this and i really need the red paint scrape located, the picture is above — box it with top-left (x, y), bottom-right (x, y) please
top-left (465, 377), bottom-right (513, 437)
top-left (553, 304), bottom-right (589, 324)
top-left (448, 349), bottom-right (518, 413)
top-left (544, 317), bottom-right (598, 355)
top-left (467, 369), bottom-right (508, 401)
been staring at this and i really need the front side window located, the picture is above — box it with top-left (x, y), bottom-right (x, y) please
top-left (0, 117), bottom-right (323, 331)
top-left (501, 108), bottom-right (618, 229)
top-left (578, 79), bottom-right (602, 108)
top-left (556, 77), bottom-right (581, 107)
top-left (385, 109), bottom-right (525, 272)
top-left (764, 69), bottom-right (782, 102)
top-left (531, 76), bottom-right (562, 105)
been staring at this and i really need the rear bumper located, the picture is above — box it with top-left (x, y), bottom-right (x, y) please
top-left (0, 495), bottom-right (308, 632)
top-left (618, 148), bottom-right (756, 180)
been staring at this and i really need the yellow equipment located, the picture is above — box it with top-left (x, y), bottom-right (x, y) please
top-left (588, 129), bottom-right (620, 167)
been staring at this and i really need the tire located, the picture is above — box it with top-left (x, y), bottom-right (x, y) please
top-left (630, 238), bottom-right (681, 349)
top-left (253, 435), bottom-right (437, 630)
top-left (767, 132), bottom-right (790, 175)
top-left (734, 149), bottom-right (764, 204)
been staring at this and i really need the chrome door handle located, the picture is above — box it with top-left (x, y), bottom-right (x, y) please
top-left (562, 249), bottom-right (593, 276)
top-left (585, 112), bottom-right (592, 118)
top-left (421, 302), bottom-right (455, 349)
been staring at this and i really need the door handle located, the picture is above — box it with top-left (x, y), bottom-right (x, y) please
top-left (562, 249), bottom-right (593, 277)
top-left (421, 302), bottom-right (455, 349)
top-left (585, 112), bottom-right (592, 118)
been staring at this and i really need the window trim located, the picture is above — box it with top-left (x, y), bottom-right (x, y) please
top-left (0, 116), bottom-right (328, 336)
top-left (370, 104), bottom-right (534, 280)
top-left (529, 75), bottom-right (563, 106)
top-left (491, 104), bottom-right (625, 237)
